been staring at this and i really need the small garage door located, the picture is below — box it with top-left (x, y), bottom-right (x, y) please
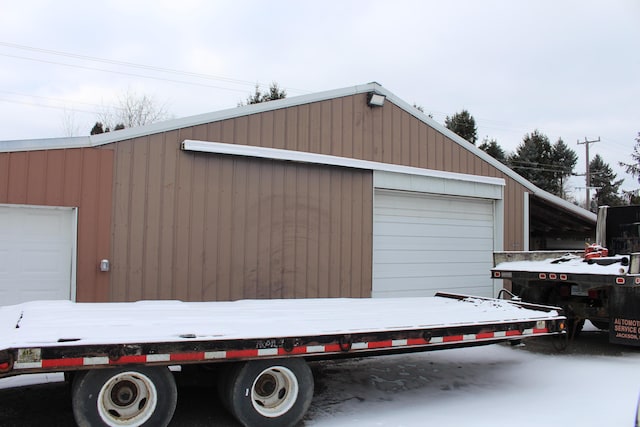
top-left (373, 190), bottom-right (495, 298)
top-left (0, 205), bottom-right (75, 305)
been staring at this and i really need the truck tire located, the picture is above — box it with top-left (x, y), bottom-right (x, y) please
top-left (590, 320), bottom-right (609, 330)
top-left (71, 366), bottom-right (177, 427)
top-left (224, 358), bottom-right (314, 427)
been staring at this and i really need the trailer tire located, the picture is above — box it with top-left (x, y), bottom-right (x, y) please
top-left (71, 366), bottom-right (177, 427)
top-left (225, 358), bottom-right (313, 427)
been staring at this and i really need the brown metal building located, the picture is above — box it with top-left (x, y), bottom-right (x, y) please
top-left (0, 83), bottom-right (596, 304)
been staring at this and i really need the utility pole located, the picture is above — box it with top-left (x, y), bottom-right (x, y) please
top-left (577, 137), bottom-right (600, 210)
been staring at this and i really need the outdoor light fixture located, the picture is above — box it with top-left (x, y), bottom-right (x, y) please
top-left (367, 92), bottom-right (386, 107)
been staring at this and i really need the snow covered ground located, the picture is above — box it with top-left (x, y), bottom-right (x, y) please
top-left (1, 323), bottom-right (639, 427)
top-left (306, 323), bottom-right (640, 427)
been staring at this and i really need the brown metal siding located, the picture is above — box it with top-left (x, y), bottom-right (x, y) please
top-left (106, 92), bottom-right (528, 302)
top-left (108, 135), bottom-right (372, 302)
top-left (0, 148), bottom-right (113, 302)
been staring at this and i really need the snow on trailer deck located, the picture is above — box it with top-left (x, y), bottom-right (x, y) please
top-left (1, 294), bottom-right (561, 351)
top-left (494, 254), bottom-right (630, 275)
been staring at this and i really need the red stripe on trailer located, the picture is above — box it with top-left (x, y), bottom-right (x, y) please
top-left (368, 340), bottom-right (393, 349)
top-left (476, 332), bottom-right (495, 339)
top-left (171, 352), bottom-right (205, 362)
top-left (506, 330), bottom-right (522, 337)
top-left (407, 338), bottom-right (427, 346)
top-left (42, 358), bottom-right (84, 368)
top-left (443, 335), bottom-right (464, 343)
top-left (324, 344), bottom-right (343, 352)
top-left (111, 355), bottom-right (147, 365)
top-left (533, 328), bottom-right (548, 334)
top-left (226, 349), bottom-right (259, 359)
top-left (279, 346), bottom-right (307, 355)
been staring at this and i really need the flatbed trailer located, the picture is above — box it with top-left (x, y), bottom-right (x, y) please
top-left (0, 292), bottom-right (565, 427)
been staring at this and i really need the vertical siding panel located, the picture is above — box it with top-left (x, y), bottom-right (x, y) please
top-left (426, 127), bottom-right (437, 169)
top-left (381, 105), bottom-right (393, 164)
top-left (331, 99), bottom-right (343, 156)
top-left (317, 168), bottom-right (331, 297)
top-left (309, 103), bottom-right (321, 154)
top-left (110, 142), bottom-right (131, 301)
top-left (158, 133), bottom-right (178, 300)
top-left (45, 150), bottom-right (65, 205)
top-left (0, 154), bottom-right (8, 201)
top-left (8, 152), bottom-right (28, 203)
top-left (202, 155), bottom-right (221, 301)
top-left (273, 109), bottom-right (286, 150)
top-left (188, 154), bottom-right (206, 301)
top-left (328, 170), bottom-right (342, 297)
top-left (95, 149), bottom-right (113, 302)
top-left (294, 166), bottom-right (309, 298)
top-left (282, 165), bottom-right (297, 298)
top-left (261, 111), bottom-right (274, 148)
top-left (409, 116), bottom-right (420, 168)
top-left (285, 108), bottom-right (298, 151)
top-left (370, 102), bottom-right (382, 162)
top-left (243, 159), bottom-right (260, 298)
top-left (297, 104), bottom-right (310, 153)
top-left (127, 138), bottom-right (148, 301)
top-left (443, 137), bottom-right (453, 171)
top-left (391, 106), bottom-right (402, 165)
top-left (352, 101), bottom-right (364, 160)
top-left (401, 111), bottom-right (411, 166)
top-left (340, 172), bottom-right (353, 296)
top-left (26, 151), bottom-right (47, 204)
top-left (247, 114), bottom-right (261, 148)
top-left (217, 157), bottom-right (234, 300)
top-left (418, 124), bottom-right (428, 169)
top-left (256, 161), bottom-right (273, 299)
top-left (142, 137), bottom-right (162, 299)
top-left (320, 100), bottom-right (333, 155)
top-left (230, 159), bottom-right (248, 300)
top-left (305, 167), bottom-right (319, 298)
top-left (235, 116), bottom-right (249, 145)
top-left (270, 163), bottom-right (285, 298)
top-left (342, 97), bottom-right (353, 158)
top-left (174, 132), bottom-right (194, 301)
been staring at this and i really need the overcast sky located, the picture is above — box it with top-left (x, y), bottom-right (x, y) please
top-left (1, 1), bottom-right (638, 200)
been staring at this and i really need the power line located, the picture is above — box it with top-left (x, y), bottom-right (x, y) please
top-left (577, 136), bottom-right (600, 209)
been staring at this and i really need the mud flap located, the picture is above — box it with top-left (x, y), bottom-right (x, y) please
top-left (609, 285), bottom-right (640, 346)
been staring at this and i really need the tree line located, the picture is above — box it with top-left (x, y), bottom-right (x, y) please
top-left (443, 109), bottom-right (638, 211)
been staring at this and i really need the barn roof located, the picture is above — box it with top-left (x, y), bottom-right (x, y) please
top-left (0, 82), bottom-right (595, 224)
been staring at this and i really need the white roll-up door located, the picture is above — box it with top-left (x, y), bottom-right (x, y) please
top-left (373, 190), bottom-right (495, 298)
top-left (0, 205), bottom-right (75, 306)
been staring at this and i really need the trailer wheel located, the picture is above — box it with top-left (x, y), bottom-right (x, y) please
top-left (71, 366), bottom-right (177, 427)
top-left (225, 358), bottom-right (313, 427)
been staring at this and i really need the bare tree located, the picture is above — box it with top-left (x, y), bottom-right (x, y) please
top-left (95, 89), bottom-right (170, 133)
top-left (61, 107), bottom-right (81, 137)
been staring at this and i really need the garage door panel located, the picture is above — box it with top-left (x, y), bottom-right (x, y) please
top-left (375, 222), bottom-right (494, 239)
top-left (0, 206), bottom-right (74, 305)
top-left (375, 249), bottom-right (492, 265)
top-left (373, 190), bottom-right (495, 298)
top-left (374, 261), bottom-right (491, 279)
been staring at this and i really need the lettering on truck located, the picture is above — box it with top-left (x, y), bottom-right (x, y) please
top-left (613, 317), bottom-right (640, 341)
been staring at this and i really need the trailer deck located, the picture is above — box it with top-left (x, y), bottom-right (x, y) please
top-left (0, 293), bottom-right (564, 378)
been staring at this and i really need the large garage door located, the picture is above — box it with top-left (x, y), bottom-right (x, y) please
top-left (0, 205), bottom-right (75, 306)
top-left (373, 190), bottom-right (495, 298)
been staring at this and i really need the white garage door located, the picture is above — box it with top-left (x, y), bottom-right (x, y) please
top-left (373, 190), bottom-right (495, 298)
top-left (0, 205), bottom-right (75, 306)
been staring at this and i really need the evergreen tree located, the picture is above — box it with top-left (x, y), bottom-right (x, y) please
top-left (620, 132), bottom-right (640, 184)
top-left (551, 138), bottom-right (578, 198)
top-left (478, 137), bottom-right (507, 163)
top-left (590, 154), bottom-right (624, 210)
top-left (508, 130), bottom-right (555, 192)
top-left (444, 109), bottom-right (477, 145)
top-left (242, 82), bottom-right (287, 105)
top-left (90, 122), bottom-right (105, 135)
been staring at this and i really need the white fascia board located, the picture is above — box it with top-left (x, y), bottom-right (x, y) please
top-left (374, 171), bottom-right (503, 200)
top-left (0, 136), bottom-right (91, 153)
top-left (182, 139), bottom-right (505, 188)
